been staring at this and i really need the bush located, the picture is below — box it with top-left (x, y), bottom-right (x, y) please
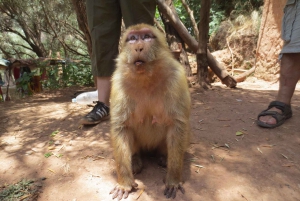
top-left (42, 59), bottom-right (94, 89)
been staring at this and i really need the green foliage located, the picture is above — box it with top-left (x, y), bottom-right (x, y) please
top-left (9, 60), bottom-right (93, 97)
top-left (56, 153), bottom-right (63, 158)
top-left (42, 59), bottom-right (94, 89)
top-left (0, 0), bottom-right (264, 93)
top-left (15, 72), bottom-right (35, 97)
top-left (209, 9), bottom-right (225, 35)
top-left (172, 0), bottom-right (263, 38)
top-left (50, 130), bottom-right (59, 137)
top-left (44, 152), bottom-right (53, 158)
top-left (0, 0), bottom-right (89, 60)
top-left (42, 66), bottom-right (60, 89)
top-left (173, 0), bottom-right (226, 37)
top-left (0, 179), bottom-right (34, 201)
top-left (173, 0), bottom-right (200, 37)
top-left (63, 60), bottom-right (94, 87)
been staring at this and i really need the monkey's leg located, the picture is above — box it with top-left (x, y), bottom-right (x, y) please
top-left (132, 154), bottom-right (143, 174)
top-left (164, 125), bottom-right (187, 199)
top-left (157, 142), bottom-right (167, 167)
top-left (110, 129), bottom-right (138, 200)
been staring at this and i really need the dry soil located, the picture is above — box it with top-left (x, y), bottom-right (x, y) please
top-left (1, 78), bottom-right (300, 201)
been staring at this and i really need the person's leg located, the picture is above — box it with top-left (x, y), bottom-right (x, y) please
top-left (82, 0), bottom-right (156, 126)
top-left (120, 0), bottom-right (156, 28)
top-left (257, 0), bottom-right (300, 128)
top-left (277, 53), bottom-right (300, 104)
top-left (80, 0), bottom-right (121, 125)
top-left (96, 77), bottom-right (111, 106)
top-left (258, 53), bottom-right (300, 126)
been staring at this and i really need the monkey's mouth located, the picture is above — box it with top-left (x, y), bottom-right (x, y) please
top-left (134, 60), bottom-right (146, 74)
top-left (134, 60), bottom-right (145, 66)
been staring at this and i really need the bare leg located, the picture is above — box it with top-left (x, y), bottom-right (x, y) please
top-left (259, 53), bottom-right (300, 125)
top-left (96, 76), bottom-right (111, 106)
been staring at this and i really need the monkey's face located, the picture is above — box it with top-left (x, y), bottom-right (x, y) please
top-left (121, 26), bottom-right (159, 74)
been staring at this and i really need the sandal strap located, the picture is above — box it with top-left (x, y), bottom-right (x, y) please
top-left (259, 110), bottom-right (285, 121)
top-left (268, 101), bottom-right (291, 114)
top-left (257, 101), bottom-right (293, 128)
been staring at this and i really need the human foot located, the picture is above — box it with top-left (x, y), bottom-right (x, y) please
top-left (257, 101), bottom-right (292, 128)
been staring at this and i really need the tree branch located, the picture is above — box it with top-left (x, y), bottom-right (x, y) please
top-left (157, 0), bottom-right (237, 87)
top-left (180, 0), bottom-right (199, 39)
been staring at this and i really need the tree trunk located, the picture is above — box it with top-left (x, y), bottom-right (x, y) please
top-left (70, 0), bottom-right (92, 58)
top-left (156, 0), bottom-right (236, 88)
top-left (158, 0), bottom-right (192, 76)
top-left (197, 0), bottom-right (211, 89)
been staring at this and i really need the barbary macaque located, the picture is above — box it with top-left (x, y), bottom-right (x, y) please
top-left (109, 23), bottom-right (191, 200)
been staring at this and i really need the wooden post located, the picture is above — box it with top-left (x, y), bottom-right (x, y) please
top-left (197, 0), bottom-right (211, 89)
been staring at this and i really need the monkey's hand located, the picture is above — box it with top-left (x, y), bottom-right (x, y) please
top-left (110, 182), bottom-right (138, 200)
top-left (164, 182), bottom-right (185, 199)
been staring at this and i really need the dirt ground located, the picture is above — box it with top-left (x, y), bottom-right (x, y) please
top-left (1, 77), bottom-right (300, 201)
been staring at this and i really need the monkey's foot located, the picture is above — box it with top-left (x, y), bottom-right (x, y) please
top-left (132, 154), bottom-right (143, 174)
top-left (110, 182), bottom-right (138, 200)
top-left (164, 182), bottom-right (185, 199)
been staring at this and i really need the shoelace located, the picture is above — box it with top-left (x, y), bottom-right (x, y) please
top-left (90, 101), bottom-right (109, 117)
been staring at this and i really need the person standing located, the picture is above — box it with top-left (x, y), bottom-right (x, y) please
top-left (80, 0), bottom-right (156, 125)
top-left (257, 0), bottom-right (300, 128)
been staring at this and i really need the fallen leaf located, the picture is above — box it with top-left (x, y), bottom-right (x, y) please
top-left (48, 146), bottom-right (55, 150)
top-left (50, 130), bottom-right (59, 137)
top-left (262, 144), bottom-right (276, 148)
top-left (44, 152), bottom-right (53, 158)
top-left (257, 147), bottom-right (263, 154)
top-left (236, 131), bottom-right (244, 136)
top-left (194, 164), bottom-right (204, 168)
top-left (48, 168), bottom-right (55, 173)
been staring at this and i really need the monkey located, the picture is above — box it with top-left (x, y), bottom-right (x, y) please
top-left (109, 23), bottom-right (191, 200)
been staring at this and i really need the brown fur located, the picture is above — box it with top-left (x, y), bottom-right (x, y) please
top-left (110, 23), bottom-right (191, 200)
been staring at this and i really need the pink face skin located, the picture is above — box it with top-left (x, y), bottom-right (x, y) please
top-left (126, 28), bottom-right (156, 44)
top-left (123, 28), bottom-right (158, 74)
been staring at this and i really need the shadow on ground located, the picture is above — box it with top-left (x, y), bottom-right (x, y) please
top-left (0, 82), bottom-right (300, 201)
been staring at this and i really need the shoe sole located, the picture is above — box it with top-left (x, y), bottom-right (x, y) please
top-left (79, 115), bottom-right (110, 125)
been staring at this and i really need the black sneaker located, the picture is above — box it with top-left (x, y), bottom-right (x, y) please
top-left (79, 101), bottom-right (110, 125)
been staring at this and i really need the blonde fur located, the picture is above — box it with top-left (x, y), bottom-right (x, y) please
top-left (110, 23), bottom-right (191, 199)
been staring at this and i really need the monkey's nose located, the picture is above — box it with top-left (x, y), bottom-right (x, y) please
top-left (135, 48), bottom-right (143, 52)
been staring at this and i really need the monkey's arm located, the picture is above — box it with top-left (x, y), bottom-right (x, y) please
top-left (110, 81), bottom-right (138, 200)
top-left (163, 66), bottom-right (191, 198)
top-left (110, 126), bottom-right (138, 200)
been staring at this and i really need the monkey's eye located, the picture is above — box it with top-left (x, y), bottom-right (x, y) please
top-left (143, 34), bottom-right (152, 42)
top-left (128, 35), bottom-right (137, 43)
